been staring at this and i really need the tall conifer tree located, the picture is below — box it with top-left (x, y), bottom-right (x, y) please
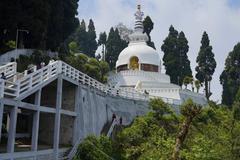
top-left (143, 16), bottom-right (155, 49)
top-left (161, 25), bottom-right (192, 85)
top-left (86, 19), bottom-right (98, 57)
top-left (196, 32), bottom-right (216, 100)
top-left (106, 28), bottom-right (127, 69)
top-left (178, 31), bottom-right (192, 85)
top-left (98, 32), bottom-right (107, 61)
top-left (220, 43), bottom-right (240, 105)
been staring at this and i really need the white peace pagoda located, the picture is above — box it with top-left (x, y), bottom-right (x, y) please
top-left (108, 5), bottom-right (207, 105)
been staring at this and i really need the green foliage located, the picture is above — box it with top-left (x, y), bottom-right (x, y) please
top-left (5, 40), bottom-right (16, 49)
top-left (98, 32), bottom-right (107, 60)
top-left (47, 0), bottom-right (79, 51)
top-left (65, 19), bottom-right (98, 58)
top-left (85, 19), bottom-right (98, 57)
top-left (180, 99), bottom-right (202, 118)
top-left (68, 41), bottom-right (79, 54)
top-left (106, 28), bottom-right (128, 69)
top-left (220, 43), bottom-right (240, 106)
top-left (183, 76), bottom-right (193, 89)
top-left (16, 50), bottom-right (51, 72)
top-left (0, 0), bottom-right (79, 53)
top-left (196, 32), bottom-right (217, 100)
top-left (66, 54), bottom-right (110, 83)
top-left (74, 136), bottom-right (114, 160)
top-left (74, 99), bottom-right (240, 160)
top-left (143, 16), bottom-right (155, 49)
top-left (149, 98), bottom-right (173, 118)
top-left (161, 26), bottom-right (192, 86)
top-left (194, 80), bottom-right (201, 93)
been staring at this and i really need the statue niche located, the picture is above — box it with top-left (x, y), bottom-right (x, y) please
top-left (129, 56), bottom-right (139, 70)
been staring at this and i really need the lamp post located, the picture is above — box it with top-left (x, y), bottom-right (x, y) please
top-left (15, 29), bottom-right (29, 61)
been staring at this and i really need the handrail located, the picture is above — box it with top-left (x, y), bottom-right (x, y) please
top-left (67, 137), bottom-right (82, 160)
top-left (107, 119), bottom-right (118, 137)
top-left (0, 62), bottom-right (17, 79)
top-left (0, 60), bottom-right (149, 101)
top-left (61, 61), bottom-right (148, 101)
top-left (149, 95), bottom-right (182, 105)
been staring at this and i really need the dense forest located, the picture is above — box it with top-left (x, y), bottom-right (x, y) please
top-left (0, 0), bottom-right (79, 52)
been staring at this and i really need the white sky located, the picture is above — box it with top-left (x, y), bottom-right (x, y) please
top-left (78, 0), bottom-right (240, 102)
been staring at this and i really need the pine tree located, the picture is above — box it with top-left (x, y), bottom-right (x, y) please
top-left (220, 43), bottom-right (240, 105)
top-left (161, 26), bottom-right (192, 85)
top-left (86, 19), bottom-right (98, 57)
top-left (143, 16), bottom-right (155, 49)
top-left (178, 31), bottom-right (192, 85)
top-left (69, 19), bottom-right (88, 54)
top-left (106, 28), bottom-right (127, 69)
top-left (47, 0), bottom-right (79, 51)
top-left (0, 0), bottom-right (79, 53)
top-left (98, 32), bottom-right (107, 61)
top-left (162, 26), bottom-right (179, 84)
top-left (196, 32), bottom-right (216, 100)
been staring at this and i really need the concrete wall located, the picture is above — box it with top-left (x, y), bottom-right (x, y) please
top-left (37, 81), bottom-right (149, 147)
top-left (60, 115), bottom-right (74, 146)
top-left (75, 85), bottom-right (149, 140)
top-left (0, 49), bottom-right (58, 64)
top-left (38, 113), bottom-right (55, 146)
top-left (62, 82), bottom-right (76, 112)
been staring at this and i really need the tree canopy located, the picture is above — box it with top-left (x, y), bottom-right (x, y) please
top-left (195, 32), bottom-right (217, 100)
top-left (106, 28), bottom-right (128, 70)
top-left (0, 0), bottom-right (79, 53)
top-left (161, 26), bottom-right (192, 86)
top-left (220, 43), bottom-right (240, 106)
top-left (143, 16), bottom-right (155, 49)
top-left (66, 53), bottom-right (110, 83)
top-left (74, 98), bottom-right (240, 160)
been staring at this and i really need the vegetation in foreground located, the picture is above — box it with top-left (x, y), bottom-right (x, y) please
top-left (74, 90), bottom-right (240, 160)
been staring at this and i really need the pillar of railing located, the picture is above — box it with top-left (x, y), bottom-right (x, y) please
top-left (16, 81), bottom-right (20, 97)
top-left (0, 79), bottom-right (4, 98)
top-left (57, 61), bottom-right (62, 74)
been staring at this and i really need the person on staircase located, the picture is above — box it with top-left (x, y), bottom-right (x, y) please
top-left (112, 113), bottom-right (116, 122)
top-left (1, 73), bottom-right (6, 80)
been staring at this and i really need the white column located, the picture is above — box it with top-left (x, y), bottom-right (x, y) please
top-left (78, 87), bottom-right (85, 139)
top-left (7, 105), bottom-right (18, 153)
top-left (53, 76), bottom-right (63, 159)
top-left (73, 86), bottom-right (80, 143)
top-left (86, 87), bottom-right (94, 134)
top-left (31, 89), bottom-right (41, 151)
top-left (92, 90), bottom-right (100, 135)
top-left (0, 102), bottom-right (4, 143)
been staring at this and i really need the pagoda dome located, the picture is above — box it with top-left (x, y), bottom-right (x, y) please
top-left (116, 43), bottom-right (161, 68)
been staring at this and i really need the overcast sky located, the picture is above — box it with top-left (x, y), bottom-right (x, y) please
top-left (78, 0), bottom-right (240, 102)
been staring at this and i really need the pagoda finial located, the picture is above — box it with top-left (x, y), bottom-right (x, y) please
top-left (129, 4), bottom-right (148, 43)
top-left (134, 4), bottom-right (144, 33)
top-left (134, 4), bottom-right (144, 21)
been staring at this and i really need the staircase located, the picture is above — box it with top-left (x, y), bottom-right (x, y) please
top-left (0, 61), bottom-right (149, 160)
top-left (0, 60), bottom-right (149, 101)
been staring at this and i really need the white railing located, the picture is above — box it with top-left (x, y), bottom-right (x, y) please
top-left (61, 61), bottom-right (148, 101)
top-left (0, 62), bottom-right (17, 79)
top-left (107, 119), bottom-right (118, 137)
top-left (67, 138), bottom-right (82, 160)
top-left (0, 148), bottom-right (68, 160)
top-left (149, 95), bottom-right (182, 105)
top-left (17, 61), bottom-right (59, 97)
top-left (0, 61), bottom-right (149, 101)
top-left (108, 70), bottom-right (170, 84)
